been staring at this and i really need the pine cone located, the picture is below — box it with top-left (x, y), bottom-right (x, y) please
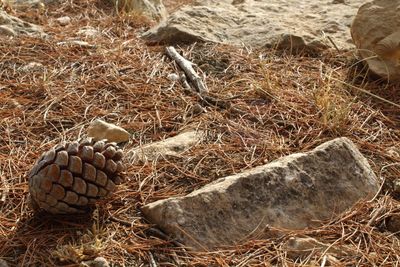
top-left (28, 138), bottom-right (125, 214)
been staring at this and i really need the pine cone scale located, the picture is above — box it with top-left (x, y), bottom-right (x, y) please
top-left (55, 151), bottom-right (69, 167)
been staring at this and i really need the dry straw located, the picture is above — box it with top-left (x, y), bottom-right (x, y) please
top-left (0, 0), bottom-right (399, 265)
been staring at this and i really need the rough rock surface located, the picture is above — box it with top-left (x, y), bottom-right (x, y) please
top-left (128, 130), bottom-right (204, 162)
top-left (87, 119), bottom-right (130, 143)
top-left (112, 0), bottom-right (167, 21)
top-left (142, 137), bottom-right (379, 249)
top-left (351, 0), bottom-right (400, 81)
top-left (143, 0), bottom-right (364, 52)
top-left (0, 10), bottom-right (45, 37)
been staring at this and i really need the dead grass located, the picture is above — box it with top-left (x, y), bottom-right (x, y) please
top-left (0, 0), bottom-right (399, 266)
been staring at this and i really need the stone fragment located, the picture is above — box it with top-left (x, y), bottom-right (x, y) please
top-left (111, 0), bottom-right (167, 21)
top-left (56, 40), bottom-right (95, 48)
top-left (0, 10), bottom-right (45, 37)
top-left (77, 27), bottom-right (101, 38)
top-left (351, 0), bottom-right (400, 81)
top-left (142, 137), bottom-right (379, 249)
top-left (167, 73), bottom-right (179, 81)
top-left (87, 119), bottom-right (130, 143)
top-left (128, 130), bottom-right (204, 162)
top-left (82, 256), bottom-right (110, 267)
top-left (55, 16), bottom-right (71, 26)
top-left (19, 62), bottom-right (45, 73)
top-left (143, 0), bottom-right (363, 52)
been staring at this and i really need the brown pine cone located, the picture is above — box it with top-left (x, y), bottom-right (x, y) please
top-left (28, 138), bottom-right (125, 214)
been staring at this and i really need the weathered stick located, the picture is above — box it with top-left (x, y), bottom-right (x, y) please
top-left (166, 46), bottom-right (260, 122)
top-left (165, 46), bottom-right (208, 93)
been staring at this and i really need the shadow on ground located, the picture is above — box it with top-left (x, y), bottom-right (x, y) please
top-left (1, 211), bottom-right (95, 266)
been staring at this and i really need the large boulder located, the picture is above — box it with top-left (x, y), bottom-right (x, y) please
top-left (143, 0), bottom-right (364, 52)
top-left (142, 137), bottom-right (379, 250)
top-left (0, 10), bottom-right (45, 37)
top-left (351, 0), bottom-right (400, 81)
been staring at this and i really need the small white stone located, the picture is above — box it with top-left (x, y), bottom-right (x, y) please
top-left (19, 62), bottom-right (45, 72)
top-left (167, 73), bottom-right (179, 81)
top-left (82, 257), bottom-right (110, 267)
top-left (56, 16), bottom-right (71, 26)
top-left (77, 27), bottom-right (101, 38)
top-left (87, 119), bottom-right (130, 143)
top-left (92, 257), bottom-right (110, 267)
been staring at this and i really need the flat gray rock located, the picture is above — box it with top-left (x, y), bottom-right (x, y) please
top-left (143, 0), bottom-right (364, 52)
top-left (142, 137), bottom-right (379, 250)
